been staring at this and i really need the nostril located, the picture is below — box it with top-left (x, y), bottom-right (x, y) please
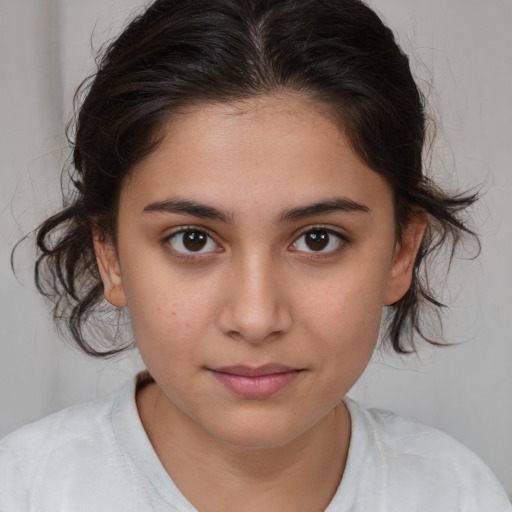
top-left (218, 299), bottom-right (292, 344)
top-left (216, 261), bottom-right (293, 343)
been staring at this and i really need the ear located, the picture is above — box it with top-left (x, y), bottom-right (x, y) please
top-left (384, 211), bottom-right (427, 306)
top-left (93, 232), bottom-right (127, 307)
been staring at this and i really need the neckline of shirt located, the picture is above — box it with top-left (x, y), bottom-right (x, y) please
top-left (110, 373), bottom-right (368, 511)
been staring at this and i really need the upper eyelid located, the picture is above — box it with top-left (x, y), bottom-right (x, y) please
top-left (164, 224), bottom-right (346, 236)
top-left (162, 224), bottom-right (348, 249)
top-left (165, 225), bottom-right (216, 240)
top-left (163, 226), bottom-right (222, 251)
top-left (293, 225), bottom-right (348, 241)
top-left (163, 228), bottom-right (222, 261)
top-left (290, 227), bottom-right (348, 259)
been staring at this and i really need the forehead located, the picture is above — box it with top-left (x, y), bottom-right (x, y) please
top-left (122, 95), bottom-right (393, 220)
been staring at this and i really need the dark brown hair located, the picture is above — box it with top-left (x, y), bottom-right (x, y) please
top-left (33, 0), bottom-right (477, 356)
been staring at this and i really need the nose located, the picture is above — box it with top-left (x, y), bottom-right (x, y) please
top-left (217, 253), bottom-right (292, 343)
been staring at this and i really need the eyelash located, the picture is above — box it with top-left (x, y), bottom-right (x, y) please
top-left (163, 225), bottom-right (349, 262)
top-left (163, 226), bottom-right (221, 262)
top-left (290, 226), bottom-right (348, 259)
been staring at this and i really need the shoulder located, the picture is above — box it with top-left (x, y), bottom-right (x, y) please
top-left (1, 392), bottom-right (116, 448)
top-left (0, 386), bottom-right (136, 511)
top-left (358, 403), bottom-right (481, 466)
top-left (1, 392), bottom-right (117, 464)
top-left (0, 393), bottom-right (116, 478)
top-left (342, 399), bottom-right (511, 510)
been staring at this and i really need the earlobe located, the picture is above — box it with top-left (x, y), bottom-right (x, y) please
top-left (384, 211), bottom-right (427, 306)
top-left (92, 232), bottom-right (127, 307)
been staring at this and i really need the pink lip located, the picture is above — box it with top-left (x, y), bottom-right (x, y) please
top-left (210, 364), bottom-right (302, 399)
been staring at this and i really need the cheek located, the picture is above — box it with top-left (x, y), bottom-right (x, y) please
top-left (303, 269), bottom-right (386, 328)
top-left (295, 262), bottom-right (388, 364)
top-left (122, 267), bottom-right (219, 362)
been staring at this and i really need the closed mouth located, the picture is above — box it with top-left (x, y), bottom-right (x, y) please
top-left (208, 364), bottom-right (304, 399)
top-left (210, 363), bottom-right (302, 377)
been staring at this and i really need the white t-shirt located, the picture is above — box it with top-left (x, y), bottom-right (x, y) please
top-left (1, 375), bottom-right (510, 511)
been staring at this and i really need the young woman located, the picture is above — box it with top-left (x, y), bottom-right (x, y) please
top-left (1, 0), bottom-right (510, 510)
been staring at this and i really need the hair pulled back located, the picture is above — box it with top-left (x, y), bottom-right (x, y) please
top-left (34, 0), bottom-right (477, 356)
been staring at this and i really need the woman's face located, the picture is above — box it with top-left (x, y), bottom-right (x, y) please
top-left (96, 95), bottom-right (423, 448)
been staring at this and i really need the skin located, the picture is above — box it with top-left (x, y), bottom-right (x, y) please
top-left (94, 95), bottom-right (426, 512)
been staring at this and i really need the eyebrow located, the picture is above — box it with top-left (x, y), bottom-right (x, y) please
top-left (142, 197), bottom-right (370, 223)
top-left (278, 197), bottom-right (370, 222)
top-left (142, 199), bottom-right (234, 223)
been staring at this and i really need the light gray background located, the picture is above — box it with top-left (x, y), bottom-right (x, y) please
top-left (1, 0), bottom-right (511, 497)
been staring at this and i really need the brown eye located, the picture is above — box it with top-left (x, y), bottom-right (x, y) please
top-left (292, 228), bottom-right (344, 254)
top-left (168, 229), bottom-right (218, 254)
top-left (305, 230), bottom-right (329, 251)
top-left (183, 231), bottom-right (207, 251)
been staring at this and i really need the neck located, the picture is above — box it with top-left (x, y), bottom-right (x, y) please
top-left (137, 383), bottom-right (351, 512)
